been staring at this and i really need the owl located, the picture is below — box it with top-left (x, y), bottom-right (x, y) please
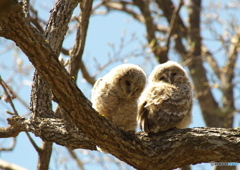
top-left (91, 64), bottom-right (146, 131)
top-left (137, 61), bottom-right (192, 134)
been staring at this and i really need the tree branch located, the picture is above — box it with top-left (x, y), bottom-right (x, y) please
top-left (165, 0), bottom-right (183, 58)
top-left (0, 77), bottom-right (41, 152)
top-left (0, 159), bottom-right (27, 170)
top-left (30, 1), bottom-right (80, 169)
top-left (133, 0), bottom-right (168, 63)
top-left (68, 0), bottom-right (93, 80)
top-left (79, 60), bottom-right (95, 86)
top-left (1, 1), bottom-right (240, 170)
top-left (0, 116), bottom-right (96, 150)
top-left (103, 1), bottom-right (145, 23)
top-left (0, 116), bottom-right (240, 170)
top-left (67, 148), bottom-right (85, 170)
top-left (202, 45), bottom-right (221, 79)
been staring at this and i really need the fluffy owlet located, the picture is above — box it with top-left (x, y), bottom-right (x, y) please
top-left (137, 61), bottom-right (192, 134)
top-left (92, 64), bottom-right (146, 131)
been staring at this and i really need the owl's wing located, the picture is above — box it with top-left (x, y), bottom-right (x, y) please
top-left (138, 85), bottom-right (186, 133)
top-left (137, 101), bottom-right (149, 132)
top-left (150, 107), bottom-right (185, 132)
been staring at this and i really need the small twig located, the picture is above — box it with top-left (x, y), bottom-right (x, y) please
top-left (68, 0), bottom-right (93, 84)
top-left (103, 1), bottom-right (145, 23)
top-left (67, 148), bottom-right (85, 170)
top-left (79, 60), bottom-right (95, 86)
top-left (61, 47), bottom-right (70, 56)
top-left (0, 137), bottom-right (16, 151)
top-left (0, 159), bottom-right (27, 170)
top-left (225, 32), bottom-right (240, 77)
top-left (0, 77), bottom-right (41, 153)
top-left (25, 131), bottom-right (41, 153)
top-left (0, 78), bottom-right (19, 116)
top-left (165, 0), bottom-right (184, 49)
top-left (202, 45), bottom-right (221, 80)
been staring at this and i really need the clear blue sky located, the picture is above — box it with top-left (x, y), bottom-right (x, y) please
top-left (0, 1), bottom-right (239, 170)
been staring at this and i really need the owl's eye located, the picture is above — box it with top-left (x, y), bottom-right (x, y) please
top-left (125, 80), bottom-right (131, 86)
top-left (159, 77), bottom-right (165, 81)
top-left (172, 72), bottom-right (177, 76)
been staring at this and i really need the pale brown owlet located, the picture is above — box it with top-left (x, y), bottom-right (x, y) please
top-left (91, 64), bottom-right (146, 131)
top-left (137, 61), bottom-right (192, 134)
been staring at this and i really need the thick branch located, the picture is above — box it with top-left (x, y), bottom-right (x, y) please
top-left (187, 0), bottom-right (224, 127)
top-left (30, 1), bottom-right (80, 169)
top-left (0, 116), bottom-right (96, 150)
top-left (45, 0), bottom-right (79, 56)
top-left (0, 116), bottom-right (240, 170)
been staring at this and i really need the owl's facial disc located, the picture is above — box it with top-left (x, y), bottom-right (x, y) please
top-left (158, 74), bottom-right (171, 83)
top-left (124, 80), bottom-right (134, 97)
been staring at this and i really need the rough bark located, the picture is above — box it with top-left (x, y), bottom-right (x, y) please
top-left (3, 116), bottom-right (95, 150)
top-left (0, 1), bottom-right (240, 170)
top-left (30, 1), bottom-right (80, 169)
top-left (1, 116), bottom-right (240, 170)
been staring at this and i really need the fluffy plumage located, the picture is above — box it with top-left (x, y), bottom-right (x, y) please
top-left (92, 64), bottom-right (146, 131)
top-left (137, 61), bottom-right (192, 134)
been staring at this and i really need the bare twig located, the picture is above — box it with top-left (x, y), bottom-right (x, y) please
top-left (165, 0), bottom-right (184, 49)
top-left (0, 137), bottom-right (16, 151)
top-left (0, 78), bottom-right (41, 152)
top-left (225, 32), bottom-right (240, 77)
top-left (79, 60), bottom-right (95, 86)
top-left (0, 78), bottom-right (19, 116)
top-left (133, 0), bottom-right (168, 63)
top-left (28, 3), bottom-right (47, 33)
top-left (103, 1), bottom-right (145, 23)
top-left (68, 0), bottom-right (93, 82)
top-left (0, 159), bottom-right (27, 170)
top-left (25, 131), bottom-right (41, 153)
top-left (202, 45), bottom-right (221, 79)
top-left (67, 148), bottom-right (85, 170)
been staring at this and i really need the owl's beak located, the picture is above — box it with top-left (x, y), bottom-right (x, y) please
top-left (126, 90), bottom-right (134, 99)
top-left (127, 92), bottom-right (134, 99)
top-left (127, 87), bottom-right (139, 99)
top-left (167, 78), bottom-right (171, 84)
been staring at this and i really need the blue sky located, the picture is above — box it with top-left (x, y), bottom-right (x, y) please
top-left (0, 1), bottom-right (240, 170)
